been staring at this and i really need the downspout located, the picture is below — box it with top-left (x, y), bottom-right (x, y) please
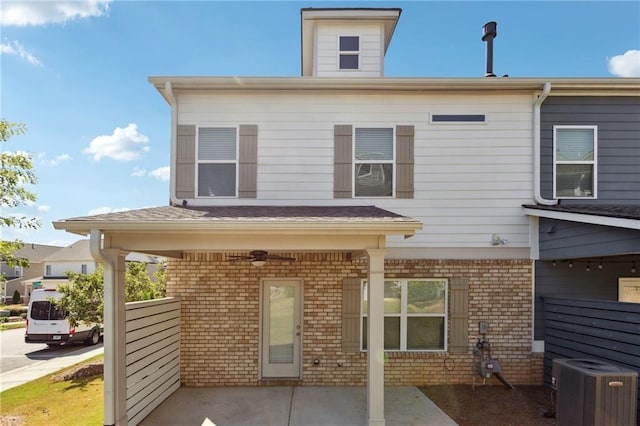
top-left (89, 229), bottom-right (116, 426)
top-left (530, 82), bottom-right (554, 354)
top-left (165, 81), bottom-right (181, 206)
top-left (533, 82), bottom-right (557, 205)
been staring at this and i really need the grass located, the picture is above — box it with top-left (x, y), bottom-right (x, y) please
top-left (0, 355), bottom-right (104, 425)
top-left (0, 321), bottom-right (26, 331)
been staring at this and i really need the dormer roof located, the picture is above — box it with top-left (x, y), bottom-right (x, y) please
top-left (300, 7), bottom-right (402, 76)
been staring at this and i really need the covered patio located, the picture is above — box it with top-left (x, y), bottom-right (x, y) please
top-left (53, 205), bottom-right (423, 426)
top-left (139, 385), bottom-right (456, 426)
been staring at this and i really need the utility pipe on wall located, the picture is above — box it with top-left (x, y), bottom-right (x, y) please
top-left (532, 82), bottom-right (557, 205)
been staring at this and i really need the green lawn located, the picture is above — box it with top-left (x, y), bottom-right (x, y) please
top-left (0, 355), bottom-right (104, 425)
top-left (0, 321), bottom-right (26, 331)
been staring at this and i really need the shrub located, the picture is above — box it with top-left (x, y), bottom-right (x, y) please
top-left (12, 289), bottom-right (21, 304)
top-left (20, 312), bottom-right (27, 319)
top-left (9, 307), bottom-right (27, 316)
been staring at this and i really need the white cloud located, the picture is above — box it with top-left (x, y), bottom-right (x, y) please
top-left (84, 123), bottom-right (150, 162)
top-left (37, 205), bottom-right (51, 213)
top-left (608, 50), bottom-right (640, 77)
top-left (131, 166), bottom-right (147, 177)
top-left (0, 0), bottom-right (111, 27)
top-left (0, 39), bottom-right (42, 65)
top-left (39, 152), bottom-right (71, 166)
top-left (87, 206), bottom-right (131, 216)
top-left (148, 166), bottom-right (170, 181)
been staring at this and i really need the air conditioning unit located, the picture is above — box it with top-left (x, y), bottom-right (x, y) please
top-left (552, 358), bottom-right (638, 426)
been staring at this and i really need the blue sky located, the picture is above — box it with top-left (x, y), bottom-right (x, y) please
top-left (1, 0), bottom-right (639, 247)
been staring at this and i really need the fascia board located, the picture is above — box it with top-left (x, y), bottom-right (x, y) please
top-left (53, 219), bottom-right (423, 237)
top-left (148, 77), bottom-right (640, 97)
top-left (523, 208), bottom-right (640, 230)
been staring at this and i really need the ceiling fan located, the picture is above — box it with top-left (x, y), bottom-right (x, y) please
top-left (227, 250), bottom-right (296, 267)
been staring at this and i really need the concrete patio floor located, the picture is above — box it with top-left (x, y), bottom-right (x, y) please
top-left (139, 386), bottom-right (457, 426)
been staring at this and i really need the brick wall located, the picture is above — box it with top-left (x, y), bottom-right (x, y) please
top-left (166, 253), bottom-right (541, 387)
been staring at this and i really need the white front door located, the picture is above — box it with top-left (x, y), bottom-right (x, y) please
top-left (261, 278), bottom-right (302, 378)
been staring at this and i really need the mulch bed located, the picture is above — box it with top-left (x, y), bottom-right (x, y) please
top-left (420, 384), bottom-right (557, 425)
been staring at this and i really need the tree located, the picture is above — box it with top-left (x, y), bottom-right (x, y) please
top-left (0, 119), bottom-right (40, 275)
top-left (56, 266), bottom-right (104, 328)
top-left (54, 261), bottom-right (166, 327)
top-left (12, 289), bottom-right (21, 304)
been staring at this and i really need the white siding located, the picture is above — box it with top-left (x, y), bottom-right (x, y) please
top-left (177, 91), bottom-right (534, 250)
top-left (314, 22), bottom-right (384, 77)
top-left (44, 261), bottom-right (97, 277)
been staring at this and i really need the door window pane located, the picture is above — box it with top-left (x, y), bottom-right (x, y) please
top-left (269, 285), bottom-right (294, 364)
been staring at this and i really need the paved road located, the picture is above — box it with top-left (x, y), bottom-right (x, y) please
top-left (0, 327), bottom-right (103, 392)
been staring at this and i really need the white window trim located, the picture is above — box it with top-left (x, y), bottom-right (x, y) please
top-left (360, 278), bottom-right (449, 352)
top-left (195, 126), bottom-right (239, 198)
top-left (553, 125), bottom-right (598, 199)
top-left (338, 35), bottom-right (360, 71)
top-left (352, 126), bottom-right (396, 198)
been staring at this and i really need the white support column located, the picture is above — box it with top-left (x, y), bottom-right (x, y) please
top-left (101, 249), bottom-right (128, 426)
top-left (366, 248), bottom-right (387, 426)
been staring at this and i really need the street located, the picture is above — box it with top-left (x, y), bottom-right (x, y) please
top-left (0, 327), bottom-right (103, 391)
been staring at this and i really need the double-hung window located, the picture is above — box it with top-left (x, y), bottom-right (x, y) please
top-left (45, 265), bottom-right (52, 276)
top-left (81, 264), bottom-right (87, 274)
top-left (197, 127), bottom-right (238, 197)
top-left (361, 279), bottom-right (447, 351)
top-left (339, 36), bottom-right (359, 70)
top-left (354, 128), bottom-right (394, 197)
top-left (553, 125), bottom-right (597, 198)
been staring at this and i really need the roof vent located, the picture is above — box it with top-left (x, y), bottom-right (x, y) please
top-left (482, 21), bottom-right (497, 77)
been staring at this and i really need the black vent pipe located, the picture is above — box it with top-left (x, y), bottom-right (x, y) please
top-left (482, 21), bottom-right (497, 77)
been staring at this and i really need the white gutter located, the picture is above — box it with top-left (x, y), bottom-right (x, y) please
top-left (89, 230), bottom-right (116, 426)
top-left (164, 81), bottom-right (181, 207)
top-left (533, 82), bottom-right (557, 205)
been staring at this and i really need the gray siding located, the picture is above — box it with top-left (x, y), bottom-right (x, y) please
top-left (539, 218), bottom-right (640, 260)
top-left (543, 297), bottom-right (640, 420)
top-left (540, 96), bottom-right (640, 204)
top-left (534, 258), bottom-right (639, 340)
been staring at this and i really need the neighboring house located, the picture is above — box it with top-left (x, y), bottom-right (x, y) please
top-left (1, 244), bottom-right (62, 304)
top-left (524, 95), bottom-right (640, 344)
top-left (22, 239), bottom-right (163, 298)
top-left (52, 8), bottom-right (640, 426)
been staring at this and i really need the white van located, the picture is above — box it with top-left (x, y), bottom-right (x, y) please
top-left (25, 289), bottom-right (101, 346)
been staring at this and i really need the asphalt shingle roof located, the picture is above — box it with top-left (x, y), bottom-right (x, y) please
top-left (62, 205), bottom-right (410, 223)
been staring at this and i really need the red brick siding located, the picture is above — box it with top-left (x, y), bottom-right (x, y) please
top-left (166, 253), bottom-right (542, 387)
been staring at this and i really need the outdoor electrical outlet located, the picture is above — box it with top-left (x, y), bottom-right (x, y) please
top-left (479, 321), bottom-right (489, 335)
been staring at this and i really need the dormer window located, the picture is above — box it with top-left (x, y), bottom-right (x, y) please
top-left (339, 36), bottom-right (359, 70)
